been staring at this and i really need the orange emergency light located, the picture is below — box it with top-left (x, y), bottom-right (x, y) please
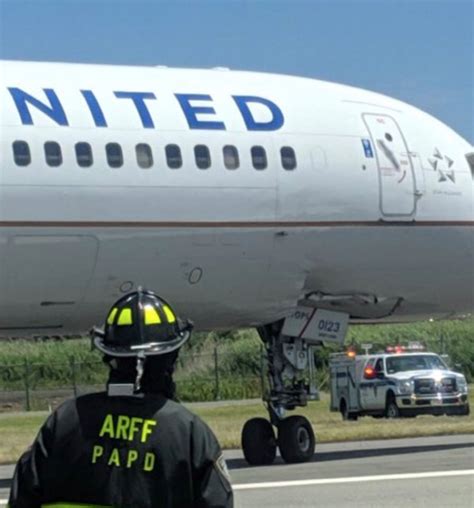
top-left (347, 348), bottom-right (356, 358)
top-left (364, 366), bottom-right (376, 379)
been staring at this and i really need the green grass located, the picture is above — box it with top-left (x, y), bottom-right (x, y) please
top-left (1, 390), bottom-right (472, 465)
top-left (1, 319), bottom-right (473, 401)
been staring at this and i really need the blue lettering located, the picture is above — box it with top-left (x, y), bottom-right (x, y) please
top-left (114, 91), bottom-right (156, 128)
top-left (8, 87), bottom-right (68, 126)
top-left (232, 95), bottom-right (284, 131)
top-left (81, 90), bottom-right (107, 127)
top-left (175, 94), bottom-right (225, 130)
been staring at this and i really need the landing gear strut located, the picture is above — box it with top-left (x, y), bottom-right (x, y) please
top-left (241, 322), bottom-right (318, 465)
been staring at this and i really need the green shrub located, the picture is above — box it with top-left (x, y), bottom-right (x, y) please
top-left (0, 320), bottom-right (472, 400)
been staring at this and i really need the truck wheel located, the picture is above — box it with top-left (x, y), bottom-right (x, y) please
top-left (241, 417), bottom-right (276, 465)
top-left (385, 395), bottom-right (400, 418)
top-left (340, 399), bottom-right (348, 420)
top-left (278, 415), bottom-right (315, 464)
top-left (340, 399), bottom-right (358, 421)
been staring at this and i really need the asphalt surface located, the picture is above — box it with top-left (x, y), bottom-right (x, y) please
top-left (1, 435), bottom-right (473, 507)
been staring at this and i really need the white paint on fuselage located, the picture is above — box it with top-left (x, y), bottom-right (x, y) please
top-left (0, 61), bottom-right (472, 333)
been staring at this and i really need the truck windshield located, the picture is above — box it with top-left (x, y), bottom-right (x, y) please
top-left (386, 354), bottom-right (447, 374)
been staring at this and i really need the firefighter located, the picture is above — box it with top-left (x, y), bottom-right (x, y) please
top-left (9, 289), bottom-right (234, 508)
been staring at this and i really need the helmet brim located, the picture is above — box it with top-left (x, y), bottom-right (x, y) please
top-left (92, 329), bottom-right (191, 357)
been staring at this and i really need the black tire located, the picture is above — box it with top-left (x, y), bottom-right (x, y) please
top-left (278, 415), bottom-right (315, 464)
top-left (340, 399), bottom-right (358, 421)
top-left (340, 399), bottom-right (348, 420)
top-left (241, 417), bottom-right (277, 466)
top-left (385, 395), bottom-right (400, 418)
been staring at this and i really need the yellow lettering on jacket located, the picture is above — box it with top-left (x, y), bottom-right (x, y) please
top-left (99, 414), bottom-right (115, 439)
top-left (144, 452), bottom-right (155, 472)
top-left (108, 448), bottom-right (121, 467)
top-left (128, 417), bottom-right (143, 441)
top-left (90, 447), bottom-right (155, 472)
top-left (91, 445), bottom-right (104, 464)
top-left (126, 449), bottom-right (139, 468)
top-left (116, 415), bottom-right (130, 440)
top-left (141, 420), bottom-right (157, 443)
top-left (98, 414), bottom-right (157, 443)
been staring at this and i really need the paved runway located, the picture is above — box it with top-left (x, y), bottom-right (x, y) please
top-left (1, 434), bottom-right (473, 507)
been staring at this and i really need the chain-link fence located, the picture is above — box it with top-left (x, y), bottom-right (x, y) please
top-left (0, 347), bottom-right (267, 412)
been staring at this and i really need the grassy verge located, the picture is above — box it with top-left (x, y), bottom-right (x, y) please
top-left (1, 391), bottom-right (472, 465)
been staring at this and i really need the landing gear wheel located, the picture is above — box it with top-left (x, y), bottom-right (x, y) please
top-left (241, 417), bottom-right (277, 465)
top-left (385, 397), bottom-right (400, 418)
top-left (278, 415), bottom-right (315, 464)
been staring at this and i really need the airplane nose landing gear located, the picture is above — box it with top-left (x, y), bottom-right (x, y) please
top-left (240, 322), bottom-right (321, 465)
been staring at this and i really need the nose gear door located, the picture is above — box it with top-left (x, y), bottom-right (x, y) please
top-left (363, 114), bottom-right (416, 218)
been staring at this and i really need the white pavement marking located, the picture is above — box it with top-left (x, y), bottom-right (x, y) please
top-left (1, 470), bottom-right (472, 503)
top-left (232, 469), bottom-right (474, 490)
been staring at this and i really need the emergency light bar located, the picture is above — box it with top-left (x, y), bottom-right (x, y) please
top-left (386, 342), bottom-right (425, 353)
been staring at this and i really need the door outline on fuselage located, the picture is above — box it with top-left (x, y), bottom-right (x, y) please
top-left (363, 114), bottom-right (416, 219)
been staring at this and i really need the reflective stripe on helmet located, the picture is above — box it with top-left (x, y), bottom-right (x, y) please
top-left (117, 308), bottom-right (133, 326)
top-left (106, 307), bottom-right (118, 325)
top-left (92, 289), bottom-right (193, 357)
top-left (163, 305), bottom-right (176, 323)
top-left (144, 305), bottom-right (161, 325)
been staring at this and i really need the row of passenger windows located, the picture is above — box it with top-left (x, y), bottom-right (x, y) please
top-left (12, 141), bottom-right (297, 171)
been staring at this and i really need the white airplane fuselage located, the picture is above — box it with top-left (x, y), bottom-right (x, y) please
top-left (0, 60), bottom-right (472, 334)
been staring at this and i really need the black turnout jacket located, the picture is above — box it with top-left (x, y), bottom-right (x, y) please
top-left (8, 392), bottom-right (233, 508)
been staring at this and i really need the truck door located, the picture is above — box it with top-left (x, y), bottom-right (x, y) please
top-left (373, 358), bottom-right (387, 409)
top-left (360, 357), bottom-right (376, 409)
top-left (363, 114), bottom-right (416, 218)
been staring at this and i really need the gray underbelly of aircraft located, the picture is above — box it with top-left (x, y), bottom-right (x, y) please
top-left (0, 225), bottom-right (472, 335)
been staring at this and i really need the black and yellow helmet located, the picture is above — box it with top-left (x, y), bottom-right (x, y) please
top-left (91, 289), bottom-right (193, 357)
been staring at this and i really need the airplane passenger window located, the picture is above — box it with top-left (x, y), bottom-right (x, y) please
top-left (281, 146), bottom-right (297, 170)
top-left (44, 141), bottom-right (63, 167)
top-left (136, 143), bottom-right (153, 169)
top-left (223, 145), bottom-right (239, 169)
top-left (251, 146), bottom-right (267, 170)
top-left (75, 142), bottom-right (93, 167)
top-left (12, 141), bottom-right (31, 166)
top-left (194, 145), bottom-right (211, 170)
top-left (106, 143), bottom-right (123, 168)
top-left (165, 144), bottom-right (182, 169)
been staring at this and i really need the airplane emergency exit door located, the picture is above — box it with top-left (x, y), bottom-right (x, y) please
top-left (363, 114), bottom-right (416, 217)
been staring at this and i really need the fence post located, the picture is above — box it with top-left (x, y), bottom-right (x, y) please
top-left (259, 344), bottom-right (265, 397)
top-left (24, 358), bottom-right (31, 412)
top-left (214, 346), bottom-right (220, 401)
top-left (70, 357), bottom-right (78, 398)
